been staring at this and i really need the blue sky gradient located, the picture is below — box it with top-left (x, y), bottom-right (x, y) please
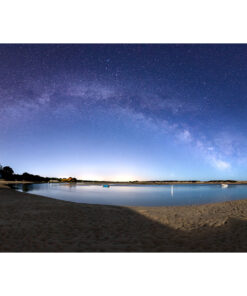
top-left (1, 44), bottom-right (247, 180)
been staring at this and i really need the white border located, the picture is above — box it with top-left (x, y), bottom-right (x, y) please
top-left (1, 0), bottom-right (247, 295)
top-left (0, 0), bottom-right (247, 43)
top-left (0, 254), bottom-right (246, 296)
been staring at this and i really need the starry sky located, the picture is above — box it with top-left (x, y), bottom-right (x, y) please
top-left (1, 44), bottom-right (247, 181)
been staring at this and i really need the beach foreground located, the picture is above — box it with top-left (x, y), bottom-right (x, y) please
top-left (1, 185), bottom-right (247, 251)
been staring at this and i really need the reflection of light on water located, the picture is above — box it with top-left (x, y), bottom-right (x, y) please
top-left (13, 183), bottom-right (247, 206)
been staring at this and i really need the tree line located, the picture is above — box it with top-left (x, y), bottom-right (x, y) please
top-left (0, 164), bottom-right (57, 182)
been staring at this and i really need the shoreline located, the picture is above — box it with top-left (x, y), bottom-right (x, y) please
top-left (3, 180), bottom-right (247, 187)
top-left (71, 180), bottom-right (247, 185)
top-left (0, 180), bottom-right (34, 187)
top-left (80, 181), bottom-right (247, 186)
top-left (1, 186), bottom-right (247, 251)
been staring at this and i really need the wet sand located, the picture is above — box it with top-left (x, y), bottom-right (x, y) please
top-left (1, 184), bottom-right (247, 251)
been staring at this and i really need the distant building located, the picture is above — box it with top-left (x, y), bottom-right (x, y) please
top-left (61, 177), bottom-right (77, 182)
top-left (49, 179), bottom-right (60, 183)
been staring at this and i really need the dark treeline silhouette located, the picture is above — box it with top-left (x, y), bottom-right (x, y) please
top-left (14, 172), bottom-right (52, 182)
top-left (208, 180), bottom-right (237, 183)
top-left (0, 165), bottom-right (14, 180)
top-left (0, 164), bottom-right (59, 182)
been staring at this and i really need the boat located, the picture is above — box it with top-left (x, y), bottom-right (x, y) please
top-left (221, 184), bottom-right (228, 188)
top-left (103, 184), bottom-right (110, 188)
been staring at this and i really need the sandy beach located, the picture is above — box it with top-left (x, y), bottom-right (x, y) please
top-left (1, 183), bottom-right (247, 251)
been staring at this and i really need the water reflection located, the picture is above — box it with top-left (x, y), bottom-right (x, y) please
top-left (171, 185), bottom-right (174, 197)
top-left (22, 183), bottom-right (32, 192)
top-left (12, 183), bottom-right (247, 207)
top-left (10, 183), bottom-right (33, 193)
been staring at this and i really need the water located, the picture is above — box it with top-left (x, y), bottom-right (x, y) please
top-left (11, 183), bottom-right (247, 206)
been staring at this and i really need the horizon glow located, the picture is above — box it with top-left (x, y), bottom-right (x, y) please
top-left (1, 44), bottom-right (247, 181)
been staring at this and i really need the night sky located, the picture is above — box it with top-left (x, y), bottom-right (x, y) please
top-left (1, 44), bottom-right (247, 180)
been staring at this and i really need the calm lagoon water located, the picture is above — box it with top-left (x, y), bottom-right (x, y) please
top-left (12, 183), bottom-right (247, 206)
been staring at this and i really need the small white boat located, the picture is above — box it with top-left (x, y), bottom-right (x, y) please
top-left (221, 184), bottom-right (228, 188)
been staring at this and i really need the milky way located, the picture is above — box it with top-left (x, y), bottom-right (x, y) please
top-left (1, 44), bottom-right (247, 180)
